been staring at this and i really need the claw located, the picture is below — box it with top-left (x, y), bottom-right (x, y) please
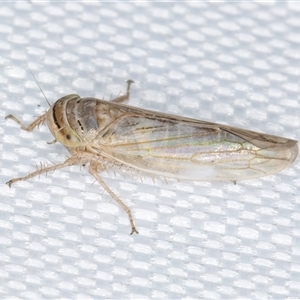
top-left (130, 227), bottom-right (139, 235)
top-left (6, 180), bottom-right (13, 188)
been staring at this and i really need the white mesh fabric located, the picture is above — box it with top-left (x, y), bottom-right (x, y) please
top-left (0, 2), bottom-right (299, 299)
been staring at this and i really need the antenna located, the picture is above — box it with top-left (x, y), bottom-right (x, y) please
top-left (26, 63), bottom-right (51, 107)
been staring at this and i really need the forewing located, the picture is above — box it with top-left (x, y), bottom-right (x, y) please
top-left (92, 102), bottom-right (298, 181)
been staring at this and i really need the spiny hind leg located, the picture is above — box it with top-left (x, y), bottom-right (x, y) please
top-left (88, 161), bottom-right (139, 235)
top-left (5, 112), bottom-right (47, 132)
top-left (111, 80), bottom-right (134, 104)
top-left (6, 156), bottom-right (82, 187)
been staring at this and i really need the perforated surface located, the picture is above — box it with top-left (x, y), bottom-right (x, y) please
top-left (0, 2), bottom-right (300, 299)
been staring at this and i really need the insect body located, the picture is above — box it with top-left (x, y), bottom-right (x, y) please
top-left (6, 80), bottom-right (298, 234)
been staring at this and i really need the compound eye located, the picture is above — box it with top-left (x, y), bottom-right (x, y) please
top-left (56, 126), bottom-right (82, 147)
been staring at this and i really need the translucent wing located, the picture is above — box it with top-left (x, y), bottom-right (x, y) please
top-left (89, 101), bottom-right (298, 181)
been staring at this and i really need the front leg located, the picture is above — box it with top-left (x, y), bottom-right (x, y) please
top-left (5, 112), bottom-right (47, 132)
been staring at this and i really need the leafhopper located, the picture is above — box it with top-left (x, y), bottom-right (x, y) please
top-left (6, 80), bottom-right (298, 234)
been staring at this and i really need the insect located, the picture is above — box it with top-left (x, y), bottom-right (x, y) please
top-left (5, 80), bottom-right (298, 234)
